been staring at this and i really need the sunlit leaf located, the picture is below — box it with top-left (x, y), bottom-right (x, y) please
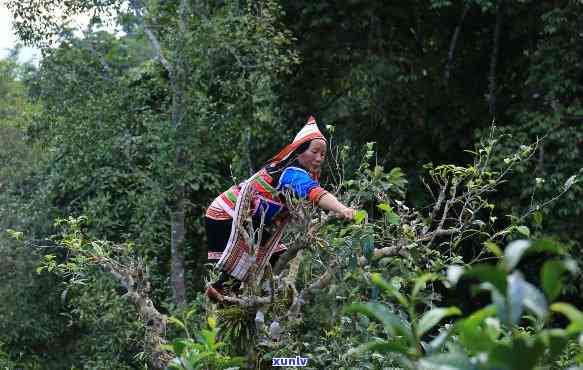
top-left (417, 306), bottom-right (461, 338)
top-left (504, 239), bottom-right (532, 271)
top-left (484, 241), bottom-right (503, 257)
top-left (516, 225), bottom-right (530, 237)
top-left (371, 273), bottom-right (409, 307)
top-left (551, 303), bottom-right (583, 333)
top-left (354, 210), bottom-right (368, 224)
top-left (418, 352), bottom-right (475, 370)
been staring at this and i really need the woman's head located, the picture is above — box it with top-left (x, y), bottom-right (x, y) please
top-left (297, 139), bottom-right (326, 172)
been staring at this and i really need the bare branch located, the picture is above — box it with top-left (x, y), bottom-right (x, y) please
top-left (286, 259), bottom-right (338, 319)
top-left (430, 179), bottom-right (449, 224)
top-left (128, 0), bottom-right (173, 74)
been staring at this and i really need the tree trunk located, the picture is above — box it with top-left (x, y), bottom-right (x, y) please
top-left (488, 0), bottom-right (504, 118)
top-left (129, 0), bottom-right (189, 306)
top-left (171, 180), bottom-right (186, 305)
top-left (169, 0), bottom-right (191, 306)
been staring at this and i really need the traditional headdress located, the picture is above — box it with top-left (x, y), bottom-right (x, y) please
top-left (268, 116), bottom-right (327, 164)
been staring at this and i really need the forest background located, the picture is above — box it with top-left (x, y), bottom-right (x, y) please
top-left (1, 0), bottom-right (583, 369)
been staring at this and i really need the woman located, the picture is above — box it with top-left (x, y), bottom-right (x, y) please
top-left (204, 116), bottom-right (355, 302)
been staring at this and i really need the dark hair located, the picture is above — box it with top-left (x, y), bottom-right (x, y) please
top-left (264, 140), bottom-right (312, 176)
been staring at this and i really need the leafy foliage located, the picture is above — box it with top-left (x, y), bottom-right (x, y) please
top-left (1, 0), bottom-right (583, 368)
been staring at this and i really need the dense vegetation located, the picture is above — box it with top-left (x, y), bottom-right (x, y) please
top-left (1, 0), bottom-right (582, 369)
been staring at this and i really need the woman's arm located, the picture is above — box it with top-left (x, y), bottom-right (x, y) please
top-left (318, 193), bottom-right (356, 220)
top-left (278, 167), bottom-right (356, 220)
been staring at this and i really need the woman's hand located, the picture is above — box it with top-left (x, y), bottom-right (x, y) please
top-left (317, 193), bottom-right (357, 220)
top-left (337, 206), bottom-right (356, 220)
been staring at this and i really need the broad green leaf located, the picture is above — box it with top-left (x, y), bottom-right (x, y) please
top-left (516, 225), bottom-right (530, 237)
top-left (417, 306), bottom-right (462, 338)
top-left (354, 210), bottom-right (368, 224)
top-left (344, 302), bottom-right (414, 345)
top-left (533, 210), bottom-right (543, 225)
top-left (465, 264), bottom-right (507, 294)
top-left (377, 203), bottom-right (401, 224)
top-left (542, 260), bottom-right (566, 301)
top-left (168, 316), bottom-right (187, 331)
top-left (354, 339), bottom-right (410, 356)
top-left (489, 336), bottom-right (546, 370)
top-left (542, 258), bottom-right (579, 301)
top-left (167, 338), bottom-right (191, 357)
top-left (418, 352), bottom-right (475, 370)
top-left (484, 241), bottom-right (502, 257)
top-left (538, 329), bottom-right (570, 362)
top-left (207, 316), bottom-right (217, 329)
top-left (412, 273), bottom-right (439, 300)
top-left (456, 305), bottom-right (497, 354)
top-left (530, 239), bottom-right (564, 255)
top-left (387, 212), bottom-right (401, 225)
top-left (377, 203), bottom-right (390, 213)
top-left (424, 327), bottom-right (453, 355)
top-left (503, 239), bottom-right (564, 272)
top-left (371, 273), bottom-right (409, 307)
top-left (551, 303), bottom-right (583, 333)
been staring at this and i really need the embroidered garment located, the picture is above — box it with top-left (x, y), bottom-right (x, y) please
top-left (204, 116), bottom-right (328, 281)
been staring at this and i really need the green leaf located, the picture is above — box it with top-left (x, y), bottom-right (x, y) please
top-left (542, 260), bottom-right (566, 301)
top-left (344, 302), bottom-right (414, 345)
top-left (530, 239), bottom-right (564, 254)
top-left (377, 203), bottom-right (390, 213)
top-left (551, 303), bottom-right (583, 333)
top-left (168, 316), bottom-right (187, 332)
top-left (425, 327), bottom-right (454, 355)
top-left (542, 258), bottom-right (579, 301)
top-left (417, 306), bottom-right (462, 338)
top-left (377, 203), bottom-right (400, 224)
top-left (418, 352), bottom-right (476, 370)
top-left (489, 336), bottom-right (546, 370)
top-left (465, 264), bottom-right (508, 295)
top-left (516, 226), bottom-right (530, 237)
top-left (456, 305), bottom-right (497, 353)
top-left (354, 339), bottom-right (410, 356)
top-left (387, 212), bottom-right (401, 225)
top-left (538, 329), bottom-right (570, 363)
top-left (167, 339), bottom-right (191, 357)
top-left (505, 239), bottom-right (564, 272)
top-left (371, 273), bottom-right (409, 307)
top-left (484, 241), bottom-right (503, 257)
top-left (354, 210), bottom-right (368, 224)
top-left (533, 210), bottom-right (543, 226)
top-left (412, 273), bottom-right (439, 300)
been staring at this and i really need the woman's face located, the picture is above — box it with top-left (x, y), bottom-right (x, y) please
top-left (297, 139), bottom-right (326, 172)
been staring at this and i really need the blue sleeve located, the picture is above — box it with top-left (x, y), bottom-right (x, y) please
top-left (278, 168), bottom-right (319, 199)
